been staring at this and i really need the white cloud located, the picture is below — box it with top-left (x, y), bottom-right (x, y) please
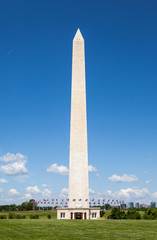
top-left (26, 186), bottom-right (41, 195)
top-left (47, 163), bottom-right (69, 176)
top-left (88, 165), bottom-right (97, 172)
top-left (106, 190), bottom-right (112, 196)
top-left (0, 161), bottom-right (28, 176)
top-left (146, 179), bottom-right (152, 184)
top-left (109, 174), bottom-right (138, 183)
top-left (89, 188), bottom-right (95, 194)
top-left (23, 193), bottom-right (32, 199)
top-left (0, 188), bottom-right (3, 193)
top-left (0, 178), bottom-right (8, 183)
top-left (59, 188), bottom-right (68, 198)
top-left (42, 189), bottom-right (52, 197)
top-left (0, 153), bottom-right (28, 176)
top-left (0, 153), bottom-right (17, 162)
top-left (47, 164), bottom-right (98, 175)
top-left (90, 187), bottom-right (151, 202)
top-left (152, 192), bottom-right (157, 199)
top-left (112, 187), bottom-right (150, 199)
top-left (42, 184), bottom-right (51, 188)
top-left (0, 152), bottom-right (27, 162)
top-left (96, 173), bottom-right (100, 178)
top-left (8, 188), bottom-right (20, 196)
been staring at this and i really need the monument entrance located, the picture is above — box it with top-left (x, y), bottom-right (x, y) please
top-left (75, 212), bottom-right (82, 219)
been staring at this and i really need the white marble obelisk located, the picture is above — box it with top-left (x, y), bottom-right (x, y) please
top-left (57, 29), bottom-right (100, 219)
top-left (68, 29), bottom-right (89, 208)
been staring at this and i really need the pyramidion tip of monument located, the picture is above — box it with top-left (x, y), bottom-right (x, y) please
top-left (73, 28), bottom-right (84, 41)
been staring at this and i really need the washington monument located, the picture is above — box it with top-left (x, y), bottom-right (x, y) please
top-left (57, 29), bottom-right (100, 219)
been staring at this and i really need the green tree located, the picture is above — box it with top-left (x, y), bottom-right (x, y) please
top-left (110, 208), bottom-right (121, 219)
top-left (143, 207), bottom-right (157, 220)
top-left (104, 204), bottom-right (112, 210)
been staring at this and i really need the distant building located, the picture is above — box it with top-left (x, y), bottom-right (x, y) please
top-left (120, 204), bottom-right (127, 209)
top-left (135, 202), bottom-right (140, 208)
top-left (150, 202), bottom-right (157, 208)
top-left (128, 202), bottom-right (134, 208)
top-left (140, 204), bottom-right (149, 208)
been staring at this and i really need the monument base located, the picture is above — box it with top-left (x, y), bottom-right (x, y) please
top-left (57, 207), bottom-right (100, 220)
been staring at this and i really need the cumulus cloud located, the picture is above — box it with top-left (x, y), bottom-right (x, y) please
top-left (0, 178), bottom-right (8, 183)
top-left (146, 179), bottom-right (152, 184)
top-left (106, 190), bottom-right (112, 196)
top-left (89, 188), bottom-right (95, 194)
top-left (90, 187), bottom-right (151, 202)
top-left (8, 188), bottom-right (20, 196)
top-left (0, 153), bottom-right (28, 176)
top-left (152, 192), bottom-right (157, 199)
top-left (88, 165), bottom-right (97, 172)
top-left (47, 163), bottom-right (98, 176)
top-left (59, 188), bottom-right (69, 198)
top-left (0, 153), bottom-right (17, 162)
top-left (23, 193), bottom-right (32, 199)
top-left (26, 186), bottom-right (41, 195)
top-left (42, 184), bottom-right (51, 188)
top-left (108, 174), bottom-right (138, 183)
top-left (112, 187), bottom-right (150, 199)
top-left (0, 161), bottom-right (28, 176)
top-left (42, 189), bottom-right (52, 197)
top-left (47, 163), bottom-right (69, 176)
top-left (25, 187), bottom-right (52, 198)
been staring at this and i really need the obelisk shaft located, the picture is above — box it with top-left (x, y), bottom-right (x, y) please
top-left (68, 29), bottom-right (89, 208)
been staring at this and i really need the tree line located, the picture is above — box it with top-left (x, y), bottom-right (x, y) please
top-left (0, 199), bottom-right (56, 212)
top-left (105, 207), bottom-right (157, 220)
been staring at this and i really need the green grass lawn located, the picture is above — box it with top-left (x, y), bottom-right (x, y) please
top-left (0, 211), bottom-right (157, 240)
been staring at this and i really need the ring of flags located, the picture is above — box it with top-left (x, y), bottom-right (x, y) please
top-left (32, 199), bottom-right (125, 206)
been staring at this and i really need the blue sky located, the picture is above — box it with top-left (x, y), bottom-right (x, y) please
top-left (0, 0), bottom-right (157, 205)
